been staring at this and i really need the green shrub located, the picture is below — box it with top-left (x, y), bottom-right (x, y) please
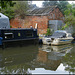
top-left (46, 28), bottom-right (51, 36)
top-left (10, 25), bottom-right (12, 28)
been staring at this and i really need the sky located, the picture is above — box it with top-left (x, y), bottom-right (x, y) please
top-left (32, 1), bottom-right (44, 7)
top-left (32, 1), bottom-right (75, 7)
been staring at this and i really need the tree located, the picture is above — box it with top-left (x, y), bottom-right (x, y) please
top-left (61, 15), bottom-right (75, 33)
top-left (64, 3), bottom-right (75, 16)
top-left (61, 4), bottom-right (75, 33)
top-left (28, 4), bottom-right (38, 10)
top-left (57, 1), bottom-right (69, 14)
top-left (0, 0), bottom-right (15, 9)
top-left (14, 1), bottom-right (29, 19)
top-left (43, 1), bottom-right (58, 7)
top-left (0, 1), bottom-right (15, 19)
top-left (42, 1), bottom-right (69, 14)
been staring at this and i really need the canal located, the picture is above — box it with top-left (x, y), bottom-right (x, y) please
top-left (0, 43), bottom-right (75, 74)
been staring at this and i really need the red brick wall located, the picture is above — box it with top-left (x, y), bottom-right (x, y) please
top-left (48, 8), bottom-right (64, 20)
top-left (10, 16), bottom-right (48, 34)
top-left (29, 16), bottom-right (48, 34)
top-left (10, 16), bottom-right (31, 28)
top-left (10, 8), bottom-right (64, 35)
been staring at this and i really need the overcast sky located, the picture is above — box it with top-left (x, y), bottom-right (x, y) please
top-left (32, 1), bottom-right (75, 7)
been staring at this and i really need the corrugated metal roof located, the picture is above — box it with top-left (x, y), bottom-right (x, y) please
top-left (28, 6), bottom-right (57, 15)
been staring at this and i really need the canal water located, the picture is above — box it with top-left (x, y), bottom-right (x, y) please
top-left (0, 43), bottom-right (75, 74)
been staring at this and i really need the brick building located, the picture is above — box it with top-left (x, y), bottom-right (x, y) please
top-left (10, 6), bottom-right (64, 35)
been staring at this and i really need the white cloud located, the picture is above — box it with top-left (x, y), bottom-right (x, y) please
top-left (68, 1), bottom-right (75, 4)
top-left (32, 1), bottom-right (75, 8)
top-left (32, 1), bottom-right (44, 7)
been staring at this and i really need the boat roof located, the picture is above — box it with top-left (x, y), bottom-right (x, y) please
top-left (0, 28), bottom-right (35, 30)
top-left (55, 30), bottom-right (67, 33)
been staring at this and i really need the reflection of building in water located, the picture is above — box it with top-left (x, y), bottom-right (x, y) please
top-left (37, 50), bottom-right (47, 63)
top-left (30, 44), bottom-right (73, 71)
top-left (31, 49), bottom-right (61, 71)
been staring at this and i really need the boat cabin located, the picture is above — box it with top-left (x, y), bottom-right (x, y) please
top-left (0, 28), bottom-right (38, 46)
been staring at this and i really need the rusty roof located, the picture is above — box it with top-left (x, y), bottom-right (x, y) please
top-left (27, 6), bottom-right (57, 16)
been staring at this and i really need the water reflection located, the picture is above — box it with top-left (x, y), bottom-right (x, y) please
top-left (0, 45), bottom-right (38, 74)
top-left (62, 44), bottom-right (75, 74)
top-left (0, 44), bottom-right (75, 74)
top-left (29, 44), bottom-right (73, 72)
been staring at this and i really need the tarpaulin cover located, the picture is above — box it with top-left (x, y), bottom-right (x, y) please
top-left (0, 13), bottom-right (10, 29)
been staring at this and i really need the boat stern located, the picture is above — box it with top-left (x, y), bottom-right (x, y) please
top-left (42, 37), bottom-right (52, 45)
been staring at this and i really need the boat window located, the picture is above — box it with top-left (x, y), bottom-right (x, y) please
top-left (52, 32), bottom-right (66, 38)
top-left (4, 33), bottom-right (14, 39)
top-left (18, 33), bottom-right (21, 37)
top-left (26, 30), bottom-right (33, 37)
top-left (68, 34), bottom-right (72, 37)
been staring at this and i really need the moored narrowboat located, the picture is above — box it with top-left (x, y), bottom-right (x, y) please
top-left (0, 28), bottom-right (39, 47)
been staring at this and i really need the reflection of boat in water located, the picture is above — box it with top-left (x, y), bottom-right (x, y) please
top-left (30, 44), bottom-right (73, 71)
top-left (42, 30), bottom-right (74, 45)
top-left (51, 44), bottom-right (73, 56)
top-left (40, 44), bottom-right (73, 53)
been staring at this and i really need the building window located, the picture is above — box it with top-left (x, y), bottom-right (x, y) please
top-left (4, 33), bottom-right (14, 39)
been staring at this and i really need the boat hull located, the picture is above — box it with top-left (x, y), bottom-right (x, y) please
top-left (0, 28), bottom-right (39, 48)
top-left (2, 38), bottom-right (39, 48)
top-left (51, 38), bottom-right (73, 45)
top-left (42, 37), bottom-right (74, 45)
top-left (42, 37), bottom-right (51, 45)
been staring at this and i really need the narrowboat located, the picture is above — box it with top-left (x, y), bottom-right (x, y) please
top-left (0, 28), bottom-right (39, 47)
top-left (42, 30), bottom-right (74, 45)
